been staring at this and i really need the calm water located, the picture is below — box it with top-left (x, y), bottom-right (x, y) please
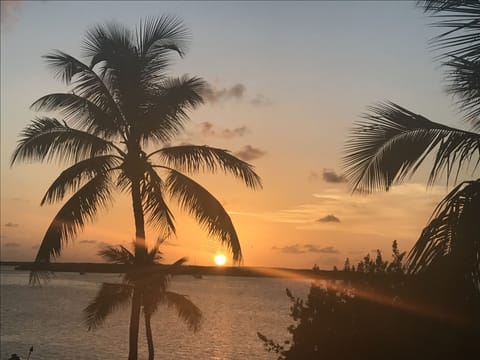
top-left (0, 266), bottom-right (309, 360)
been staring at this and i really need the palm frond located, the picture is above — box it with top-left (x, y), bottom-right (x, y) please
top-left (421, 3), bottom-right (480, 61)
top-left (444, 56), bottom-right (480, 128)
top-left (143, 290), bottom-right (202, 332)
top-left (35, 173), bottom-right (113, 263)
top-left (98, 245), bottom-right (135, 265)
top-left (162, 291), bottom-right (202, 332)
top-left (84, 282), bottom-right (132, 330)
top-left (165, 169), bottom-right (243, 263)
top-left (31, 93), bottom-right (119, 138)
top-left (146, 244), bottom-right (164, 263)
top-left (138, 75), bottom-right (205, 144)
top-left (83, 21), bottom-right (134, 68)
top-left (151, 145), bottom-right (262, 189)
top-left (11, 117), bottom-right (118, 166)
top-left (127, 264), bottom-right (171, 291)
top-left (141, 165), bottom-right (176, 237)
top-left (137, 16), bottom-right (190, 84)
top-left (416, 2), bottom-right (480, 126)
top-left (418, 0), bottom-right (474, 12)
top-left (137, 16), bottom-right (189, 58)
top-left (41, 155), bottom-right (120, 205)
top-left (43, 51), bottom-right (125, 128)
top-left (172, 257), bottom-right (188, 267)
top-left (407, 179), bottom-right (480, 291)
top-left (343, 102), bottom-right (480, 193)
top-left (82, 22), bottom-right (144, 122)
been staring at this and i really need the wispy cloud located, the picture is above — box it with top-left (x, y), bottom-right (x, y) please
top-left (250, 94), bottom-right (272, 107)
top-left (234, 145), bottom-right (266, 161)
top-left (5, 222), bottom-right (19, 228)
top-left (272, 244), bottom-right (339, 254)
top-left (203, 82), bottom-right (245, 104)
top-left (317, 214), bottom-right (341, 223)
top-left (203, 81), bottom-right (272, 107)
top-left (198, 121), bottom-right (250, 138)
top-left (230, 183), bottom-right (447, 241)
top-left (322, 169), bottom-right (347, 183)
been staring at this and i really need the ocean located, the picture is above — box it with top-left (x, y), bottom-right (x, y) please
top-left (0, 266), bottom-right (310, 360)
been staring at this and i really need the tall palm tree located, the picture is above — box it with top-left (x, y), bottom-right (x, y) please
top-left (85, 243), bottom-right (201, 360)
top-left (343, 2), bottom-right (480, 293)
top-left (11, 17), bottom-right (262, 359)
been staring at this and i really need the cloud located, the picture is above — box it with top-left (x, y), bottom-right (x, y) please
top-left (250, 94), bottom-right (273, 107)
top-left (5, 222), bottom-right (19, 228)
top-left (79, 239), bottom-right (97, 244)
top-left (272, 244), bottom-right (303, 254)
top-left (3, 242), bottom-right (21, 248)
top-left (231, 183), bottom-right (448, 243)
top-left (199, 121), bottom-right (215, 136)
top-left (234, 145), bottom-right (266, 161)
top-left (317, 214), bottom-right (341, 223)
top-left (203, 82), bottom-right (245, 103)
top-left (221, 126), bottom-right (249, 138)
top-left (304, 244), bottom-right (339, 254)
top-left (322, 169), bottom-right (347, 183)
top-left (272, 244), bottom-right (339, 254)
top-left (199, 121), bottom-right (249, 138)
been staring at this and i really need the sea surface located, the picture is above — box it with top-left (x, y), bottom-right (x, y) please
top-left (0, 266), bottom-right (310, 360)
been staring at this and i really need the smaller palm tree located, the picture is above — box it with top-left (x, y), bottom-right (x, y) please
top-left (84, 241), bottom-right (201, 360)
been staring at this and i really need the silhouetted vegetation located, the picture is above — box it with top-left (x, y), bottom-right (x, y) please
top-left (84, 242), bottom-right (201, 360)
top-left (260, 2), bottom-right (480, 358)
top-left (11, 16), bottom-right (261, 359)
top-left (259, 242), bottom-right (480, 359)
top-left (342, 0), bottom-right (480, 295)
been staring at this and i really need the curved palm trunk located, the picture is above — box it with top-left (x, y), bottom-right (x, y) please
top-left (145, 312), bottom-right (155, 360)
top-left (128, 177), bottom-right (147, 360)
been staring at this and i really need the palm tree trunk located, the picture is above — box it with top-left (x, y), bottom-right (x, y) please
top-left (128, 288), bottom-right (142, 360)
top-left (145, 312), bottom-right (155, 360)
top-left (128, 177), bottom-right (147, 360)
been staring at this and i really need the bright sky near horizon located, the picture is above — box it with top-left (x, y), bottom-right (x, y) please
top-left (0, 1), bottom-right (461, 268)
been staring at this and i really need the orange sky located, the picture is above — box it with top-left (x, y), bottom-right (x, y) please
top-left (0, 1), bottom-right (460, 268)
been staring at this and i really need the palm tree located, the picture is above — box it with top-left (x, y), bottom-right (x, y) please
top-left (85, 243), bottom-right (201, 360)
top-left (11, 16), bottom-right (261, 359)
top-left (342, 2), bottom-right (479, 293)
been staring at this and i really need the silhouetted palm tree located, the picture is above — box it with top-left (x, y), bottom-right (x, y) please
top-left (11, 17), bottom-right (261, 359)
top-left (85, 243), bottom-right (201, 360)
top-left (343, 2), bottom-right (479, 292)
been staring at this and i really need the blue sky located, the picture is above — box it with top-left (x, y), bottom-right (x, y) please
top-left (0, 1), bottom-right (462, 268)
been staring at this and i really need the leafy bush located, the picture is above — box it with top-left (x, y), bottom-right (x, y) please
top-left (259, 242), bottom-right (480, 360)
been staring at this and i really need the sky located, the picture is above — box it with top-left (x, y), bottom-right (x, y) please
top-left (0, 1), bottom-right (464, 268)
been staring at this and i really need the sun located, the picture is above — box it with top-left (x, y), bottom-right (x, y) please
top-left (214, 254), bottom-right (227, 266)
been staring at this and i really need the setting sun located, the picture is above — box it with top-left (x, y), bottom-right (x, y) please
top-left (214, 254), bottom-right (227, 266)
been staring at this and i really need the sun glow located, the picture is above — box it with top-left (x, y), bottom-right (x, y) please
top-left (214, 254), bottom-right (227, 266)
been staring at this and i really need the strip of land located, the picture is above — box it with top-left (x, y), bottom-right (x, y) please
top-left (1, 261), bottom-right (365, 280)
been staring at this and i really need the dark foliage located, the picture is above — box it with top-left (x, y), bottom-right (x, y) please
top-left (259, 243), bottom-right (480, 360)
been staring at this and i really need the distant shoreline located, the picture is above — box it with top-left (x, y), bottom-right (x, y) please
top-left (0, 261), bottom-right (361, 280)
